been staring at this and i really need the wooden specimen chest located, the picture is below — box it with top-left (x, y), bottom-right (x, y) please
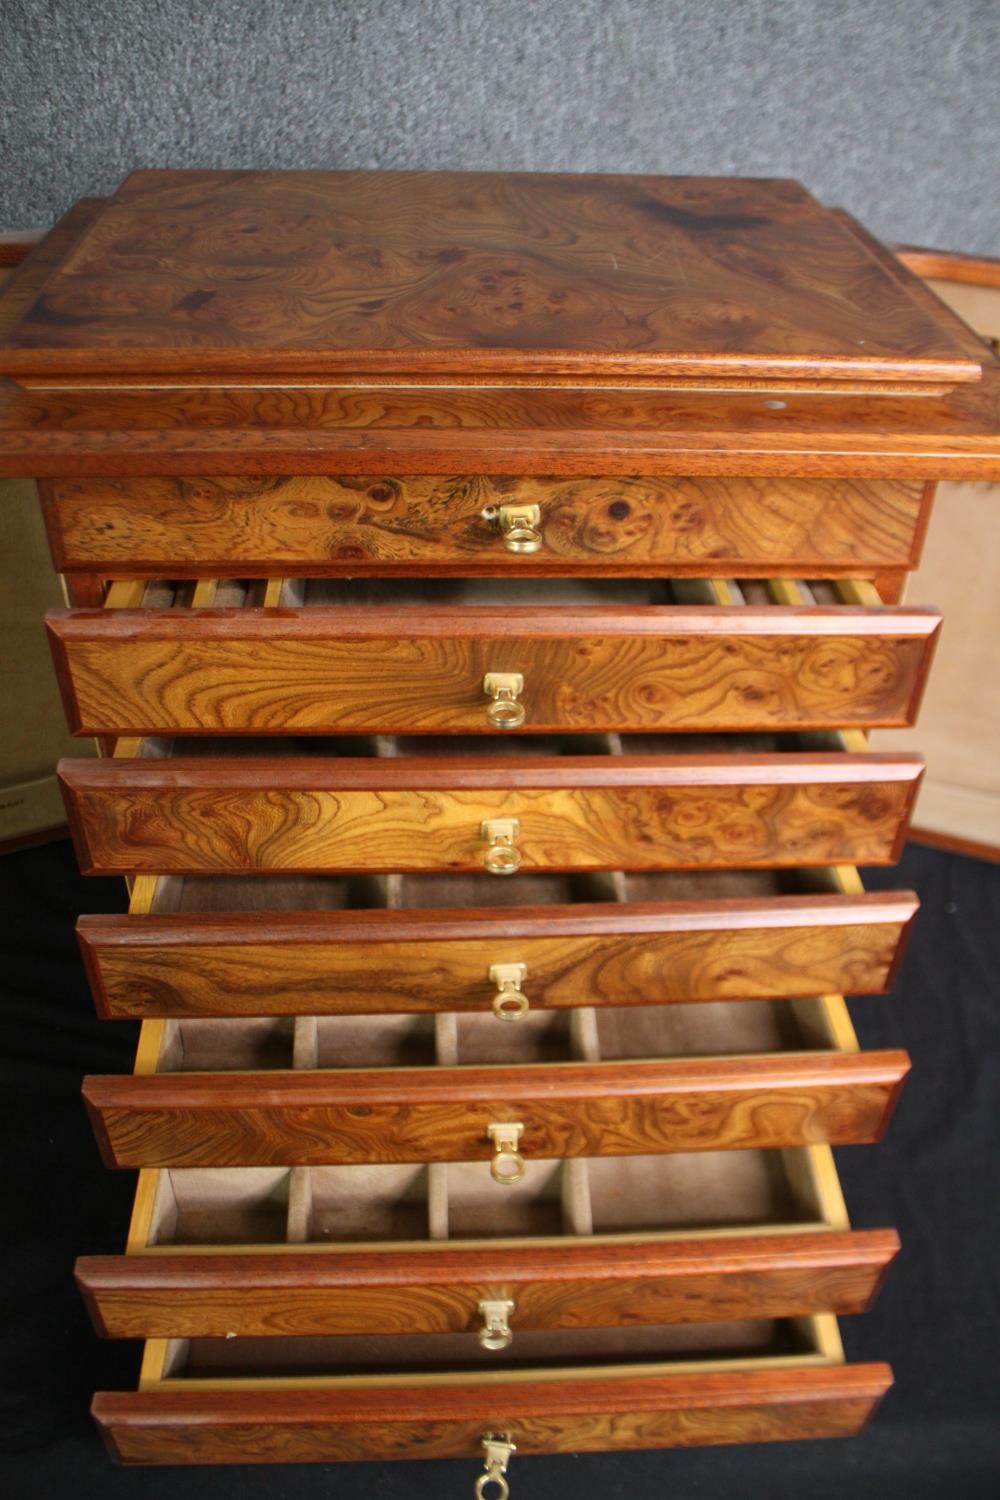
top-left (2, 169), bottom-right (999, 1495)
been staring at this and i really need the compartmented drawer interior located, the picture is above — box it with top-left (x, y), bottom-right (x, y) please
top-left (141, 992), bottom-right (858, 1074)
top-left (140, 862), bottom-right (877, 914)
top-left (145, 1311), bottom-right (843, 1378)
top-left (126, 1142), bottom-right (858, 1249)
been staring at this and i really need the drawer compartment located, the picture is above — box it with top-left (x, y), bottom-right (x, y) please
top-left (58, 733), bottom-right (923, 875)
top-left (81, 994), bottom-right (909, 1167)
top-left (41, 473), bottom-right (931, 577)
top-left (76, 1145), bottom-right (899, 1338)
top-left (92, 1318), bottom-right (891, 1464)
top-left (46, 576), bottom-right (939, 736)
top-left (78, 866), bottom-right (918, 1019)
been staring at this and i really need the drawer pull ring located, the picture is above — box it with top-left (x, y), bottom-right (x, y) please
top-left (477, 1298), bottom-right (515, 1351)
top-left (475, 1434), bottom-right (516, 1500)
top-left (483, 672), bottom-right (526, 730)
top-left (489, 962), bottom-right (529, 1021)
top-left (481, 818), bottom-right (521, 875)
top-left (487, 1121), bottom-right (525, 1184)
top-left (497, 502), bottom-right (542, 553)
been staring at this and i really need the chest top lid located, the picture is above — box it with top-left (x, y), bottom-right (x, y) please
top-left (0, 168), bottom-right (982, 389)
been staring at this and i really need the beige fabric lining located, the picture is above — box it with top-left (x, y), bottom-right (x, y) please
top-left (146, 1146), bottom-right (824, 1249)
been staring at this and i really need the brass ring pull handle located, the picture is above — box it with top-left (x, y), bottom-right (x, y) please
top-left (481, 818), bottom-right (521, 875)
top-left (475, 1434), bottom-right (516, 1500)
top-left (489, 962), bottom-right (529, 1021)
top-left (487, 1121), bottom-right (525, 1184)
top-left (483, 673), bottom-right (526, 730)
top-left (477, 1298), bottom-right (515, 1351)
top-left (475, 1471), bottom-right (509, 1500)
top-left (497, 502), bottom-right (542, 554)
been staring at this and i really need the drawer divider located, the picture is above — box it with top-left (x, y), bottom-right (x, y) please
top-left (292, 1018), bottom-right (319, 1070)
top-left (285, 1168), bottom-right (312, 1244)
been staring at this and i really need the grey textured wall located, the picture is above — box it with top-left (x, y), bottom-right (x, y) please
top-left (2, 0), bottom-right (998, 252)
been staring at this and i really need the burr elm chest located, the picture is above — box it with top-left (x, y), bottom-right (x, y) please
top-left (2, 169), bottom-right (999, 1496)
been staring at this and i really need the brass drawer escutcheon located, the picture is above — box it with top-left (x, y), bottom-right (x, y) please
top-left (477, 1298), bottom-right (515, 1351)
top-left (489, 962), bottom-right (529, 1021)
top-left (483, 672), bottom-right (526, 730)
top-left (476, 1434), bottom-right (516, 1500)
top-left (495, 502), bottom-right (542, 553)
top-left (481, 818), bottom-right (521, 875)
top-left (487, 1121), bottom-right (525, 1184)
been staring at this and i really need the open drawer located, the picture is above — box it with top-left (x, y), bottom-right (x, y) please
top-left (81, 990), bottom-right (909, 1168)
top-left (76, 1143), bottom-right (898, 1340)
top-left (58, 728), bottom-right (923, 876)
top-left (77, 865), bottom-right (918, 1019)
top-left (92, 1314), bottom-right (891, 1467)
top-left (46, 575), bottom-right (939, 736)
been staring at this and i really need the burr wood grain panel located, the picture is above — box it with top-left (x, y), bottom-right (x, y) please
top-left (76, 1228), bottom-right (899, 1339)
top-left (47, 603), bottom-right (940, 736)
top-left (82, 1051), bottom-right (909, 1167)
top-left (91, 1362), bottom-right (893, 1464)
top-left (40, 473), bottom-right (931, 577)
top-left (78, 892), bottom-right (918, 1019)
top-left (57, 754), bottom-right (924, 875)
top-left (1, 171), bottom-right (976, 385)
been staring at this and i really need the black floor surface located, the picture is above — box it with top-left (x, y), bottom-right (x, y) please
top-left (1, 838), bottom-right (998, 1497)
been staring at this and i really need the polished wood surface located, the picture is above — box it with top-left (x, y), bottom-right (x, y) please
top-left (3, 368), bottom-right (1000, 480)
top-left (0, 204), bottom-right (103, 342)
top-left (0, 171), bottom-right (979, 385)
top-left (831, 213), bottom-right (991, 369)
top-left (47, 600), bottom-right (940, 737)
top-left (0, 206), bottom-right (996, 480)
top-left (92, 1361), bottom-right (892, 1464)
top-left (39, 473), bottom-right (932, 578)
top-left (57, 753), bottom-right (923, 875)
top-left (82, 1050), bottom-right (909, 1167)
top-left (77, 890), bottom-right (918, 1018)
top-left (76, 1227), bottom-right (899, 1339)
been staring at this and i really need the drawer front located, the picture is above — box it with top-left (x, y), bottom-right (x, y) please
top-left (77, 1229), bottom-right (900, 1339)
top-left (82, 1051), bottom-right (909, 1167)
top-left (58, 754), bottom-right (923, 875)
top-left (91, 1363), bottom-right (892, 1464)
top-left (42, 473), bottom-right (931, 576)
top-left (78, 891), bottom-right (918, 1019)
top-left (47, 602), bottom-right (940, 736)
